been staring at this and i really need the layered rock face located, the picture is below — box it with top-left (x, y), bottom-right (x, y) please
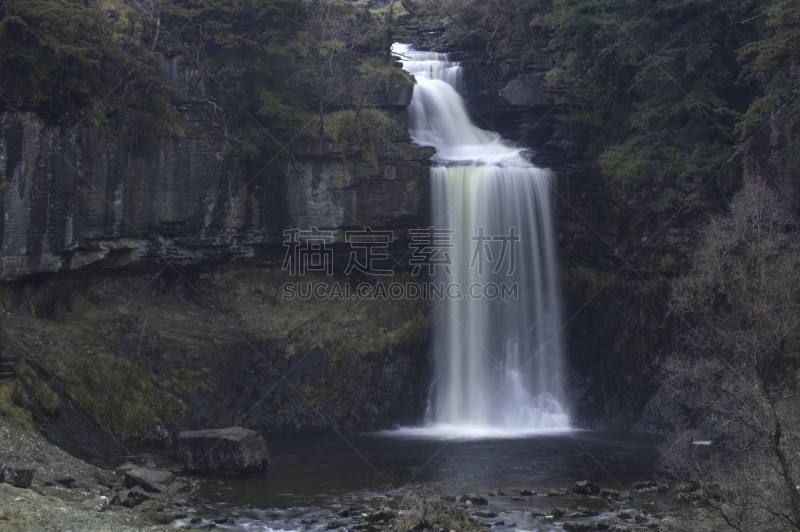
top-left (0, 52), bottom-right (433, 281)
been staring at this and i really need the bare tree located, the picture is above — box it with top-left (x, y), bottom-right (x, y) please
top-left (659, 175), bottom-right (800, 531)
top-left (297, 0), bottom-right (379, 133)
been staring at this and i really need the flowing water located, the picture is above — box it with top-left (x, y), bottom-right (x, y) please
top-left (392, 44), bottom-right (569, 436)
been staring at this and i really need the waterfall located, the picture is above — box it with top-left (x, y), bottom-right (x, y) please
top-left (394, 44), bottom-right (570, 437)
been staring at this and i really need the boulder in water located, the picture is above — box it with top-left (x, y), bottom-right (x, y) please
top-left (562, 521), bottom-right (609, 531)
top-left (599, 488), bottom-right (633, 501)
top-left (572, 480), bottom-right (601, 495)
top-left (569, 507), bottom-right (600, 518)
top-left (177, 427), bottom-right (268, 477)
top-left (368, 508), bottom-right (398, 522)
top-left (459, 493), bottom-right (488, 505)
top-left (617, 508), bottom-right (647, 521)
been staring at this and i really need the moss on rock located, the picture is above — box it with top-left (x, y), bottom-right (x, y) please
top-left (37, 348), bottom-right (186, 436)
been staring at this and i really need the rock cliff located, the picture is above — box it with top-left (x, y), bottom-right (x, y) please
top-left (0, 50), bottom-right (433, 280)
top-left (0, 44), bottom-right (434, 452)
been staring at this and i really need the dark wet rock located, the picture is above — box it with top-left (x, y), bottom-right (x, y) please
top-left (167, 481), bottom-right (190, 494)
top-left (114, 486), bottom-right (154, 508)
top-left (301, 518), bottom-right (319, 524)
top-left (338, 507), bottom-right (358, 517)
top-left (441, 495), bottom-right (457, 502)
top-left (607, 525), bottom-right (633, 532)
top-left (510, 495), bottom-right (529, 501)
top-left (178, 427), bottom-right (269, 477)
top-left (599, 488), bottom-right (633, 501)
top-left (472, 510), bottom-right (499, 518)
top-left (617, 508), bottom-right (646, 521)
top-left (519, 489), bottom-right (535, 496)
top-left (568, 507), bottom-right (601, 518)
top-left (547, 488), bottom-right (569, 497)
top-left (116, 464), bottom-right (142, 474)
top-left (124, 467), bottom-right (174, 493)
top-left (1, 464), bottom-right (34, 488)
top-left (562, 521), bottom-right (610, 531)
top-left (368, 508), bottom-right (397, 522)
top-left (53, 476), bottom-right (76, 488)
top-left (459, 493), bottom-right (488, 505)
top-left (532, 508), bottom-right (568, 518)
top-left (572, 481), bottom-right (601, 496)
top-left (631, 480), bottom-right (661, 493)
top-left (93, 470), bottom-right (122, 490)
top-left (213, 517), bottom-right (232, 524)
top-left (81, 497), bottom-right (109, 512)
top-left (153, 511), bottom-right (186, 524)
top-left (328, 520), bottom-right (346, 529)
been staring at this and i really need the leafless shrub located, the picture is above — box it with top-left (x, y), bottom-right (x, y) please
top-left (659, 175), bottom-right (800, 531)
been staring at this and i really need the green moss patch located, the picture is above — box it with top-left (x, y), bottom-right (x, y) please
top-left (38, 348), bottom-right (186, 435)
top-left (345, 312), bottom-right (429, 361)
top-left (167, 365), bottom-right (213, 396)
top-left (0, 382), bottom-right (34, 430)
top-left (298, 378), bottom-right (341, 409)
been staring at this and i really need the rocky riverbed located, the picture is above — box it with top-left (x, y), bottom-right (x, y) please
top-left (0, 418), bottom-right (698, 532)
top-left (0, 419), bottom-right (204, 531)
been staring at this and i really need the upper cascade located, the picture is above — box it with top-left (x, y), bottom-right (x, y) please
top-left (392, 43), bottom-right (526, 165)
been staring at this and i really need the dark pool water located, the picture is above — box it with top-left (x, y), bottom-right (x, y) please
top-left (178, 429), bottom-right (663, 531)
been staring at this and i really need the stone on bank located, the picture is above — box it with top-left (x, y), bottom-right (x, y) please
top-left (0, 464), bottom-right (34, 488)
top-left (177, 427), bottom-right (268, 477)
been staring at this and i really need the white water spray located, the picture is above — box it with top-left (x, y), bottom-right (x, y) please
top-left (393, 44), bottom-right (570, 437)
